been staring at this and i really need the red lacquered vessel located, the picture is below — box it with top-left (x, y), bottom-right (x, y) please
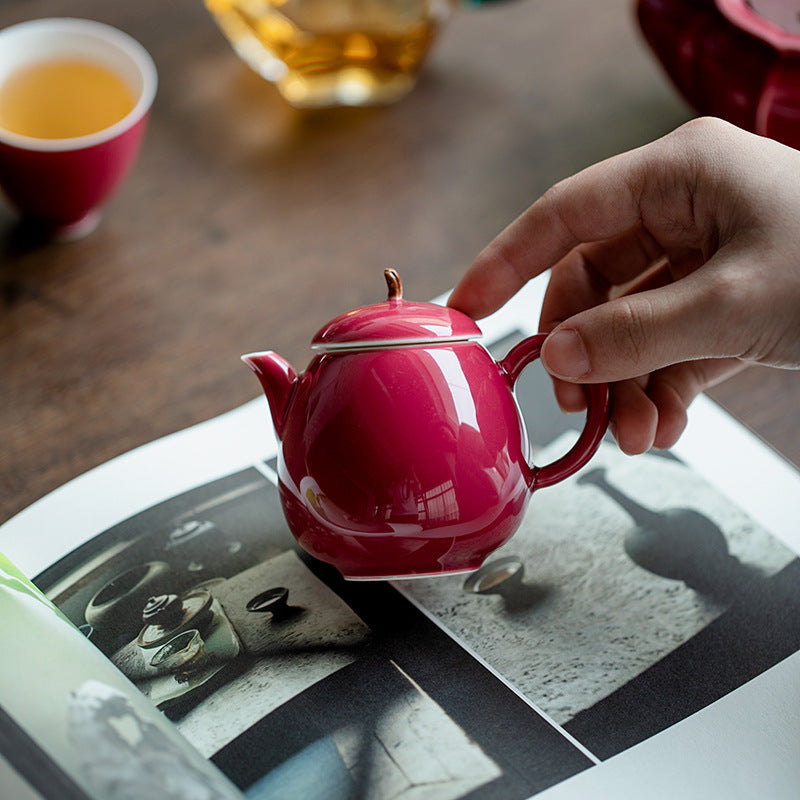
top-left (637, 0), bottom-right (800, 149)
top-left (243, 270), bottom-right (610, 580)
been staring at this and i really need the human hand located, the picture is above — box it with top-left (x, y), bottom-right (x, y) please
top-left (448, 117), bottom-right (800, 454)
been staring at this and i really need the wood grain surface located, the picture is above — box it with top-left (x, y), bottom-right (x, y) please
top-left (1, 0), bottom-right (798, 523)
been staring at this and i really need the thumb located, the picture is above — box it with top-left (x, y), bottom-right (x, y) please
top-left (540, 272), bottom-right (739, 383)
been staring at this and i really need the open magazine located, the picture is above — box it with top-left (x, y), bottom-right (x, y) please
top-left (2, 275), bottom-right (799, 800)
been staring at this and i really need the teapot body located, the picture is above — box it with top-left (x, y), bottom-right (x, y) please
top-left (244, 270), bottom-right (609, 581)
top-left (278, 341), bottom-right (532, 579)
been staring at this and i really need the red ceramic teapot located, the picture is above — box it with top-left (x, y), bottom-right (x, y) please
top-left (243, 270), bottom-right (610, 580)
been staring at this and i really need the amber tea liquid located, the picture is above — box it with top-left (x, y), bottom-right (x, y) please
top-left (0, 58), bottom-right (135, 139)
top-left (204, 0), bottom-right (450, 107)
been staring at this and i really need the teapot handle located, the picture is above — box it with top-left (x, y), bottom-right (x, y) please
top-left (499, 333), bottom-right (610, 491)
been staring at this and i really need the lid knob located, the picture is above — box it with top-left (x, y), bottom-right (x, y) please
top-left (311, 268), bottom-right (482, 350)
top-left (384, 268), bottom-right (402, 300)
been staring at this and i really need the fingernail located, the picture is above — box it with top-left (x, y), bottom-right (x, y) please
top-left (542, 329), bottom-right (591, 379)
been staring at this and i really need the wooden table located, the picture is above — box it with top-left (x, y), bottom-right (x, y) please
top-left (1, 0), bottom-right (798, 524)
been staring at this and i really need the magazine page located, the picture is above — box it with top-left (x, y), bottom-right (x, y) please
top-left (0, 753), bottom-right (48, 800)
top-left (0, 552), bottom-right (246, 800)
top-left (1, 275), bottom-right (798, 799)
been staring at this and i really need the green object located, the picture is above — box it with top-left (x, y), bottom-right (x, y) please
top-left (0, 550), bottom-right (73, 624)
top-left (0, 550), bottom-right (246, 798)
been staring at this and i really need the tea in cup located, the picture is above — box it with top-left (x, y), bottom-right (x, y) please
top-left (0, 18), bottom-right (157, 239)
top-left (204, 0), bottom-right (453, 108)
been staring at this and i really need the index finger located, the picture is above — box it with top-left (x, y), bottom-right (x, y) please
top-left (447, 131), bottom-right (698, 319)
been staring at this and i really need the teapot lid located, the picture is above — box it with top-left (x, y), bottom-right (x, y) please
top-left (311, 269), bottom-right (482, 351)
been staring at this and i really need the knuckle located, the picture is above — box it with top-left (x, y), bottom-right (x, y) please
top-left (697, 267), bottom-right (753, 355)
top-left (655, 364), bottom-right (702, 409)
top-left (609, 296), bottom-right (654, 368)
top-left (539, 180), bottom-right (581, 251)
top-left (670, 116), bottom-right (735, 157)
top-left (681, 361), bottom-right (714, 398)
top-left (702, 265), bottom-right (741, 303)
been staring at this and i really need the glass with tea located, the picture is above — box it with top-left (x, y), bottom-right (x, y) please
top-left (203, 0), bottom-right (454, 108)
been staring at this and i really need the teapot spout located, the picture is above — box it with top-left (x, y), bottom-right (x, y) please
top-left (241, 351), bottom-right (297, 439)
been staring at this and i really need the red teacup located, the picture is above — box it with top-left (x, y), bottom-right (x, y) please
top-left (0, 18), bottom-right (157, 240)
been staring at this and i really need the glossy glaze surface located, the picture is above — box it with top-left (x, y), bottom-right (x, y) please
top-left (246, 331), bottom-right (609, 579)
top-left (637, 0), bottom-right (800, 149)
top-left (312, 296), bottom-right (481, 349)
top-left (281, 343), bottom-right (530, 578)
top-left (312, 268), bottom-right (482, 349)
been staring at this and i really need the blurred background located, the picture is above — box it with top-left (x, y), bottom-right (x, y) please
top-left (2, 0), bottom-right (797, 524)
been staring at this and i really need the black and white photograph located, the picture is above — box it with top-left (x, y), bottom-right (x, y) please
top-left (32, 466), bottom-right (594, 800)
top-left (400, 438), bottom-right (800, 758)
top-left (6, 319), bottom-right (798, 799)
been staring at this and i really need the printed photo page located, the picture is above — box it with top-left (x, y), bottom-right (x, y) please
top-left (0, 552), bottom-right (247, 800)
top-left (1, 275), bottom-right (799, 799)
